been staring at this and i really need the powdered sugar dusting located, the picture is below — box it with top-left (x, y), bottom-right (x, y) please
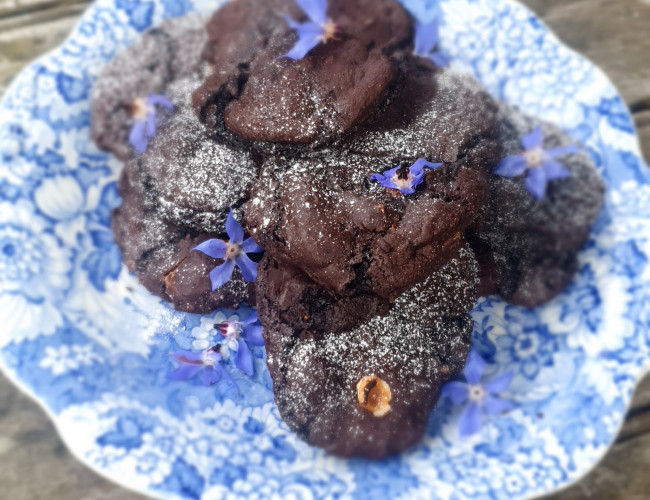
top-left (138, 80), bottom-right (258, 234)
top-left (91, 14), bottom-right (209, 160)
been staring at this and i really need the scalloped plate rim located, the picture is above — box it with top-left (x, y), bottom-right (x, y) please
top-left (0, 0), bottom-right (648, 499)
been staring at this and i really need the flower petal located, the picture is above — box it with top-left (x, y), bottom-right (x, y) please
top-left (494, 155), bottom-right (527, 177)
top-left (146, 111), bottom-right (157, 138)
top-left (370, 172), bottom-right (398, 190)
top-left (284, 15), bottom-right (301, 30)
top-left (521, 126), bottom-right (544, 151)
top-left (168, 364), bottom-right (202, 381)
top-left (194, 239), bottom-right (228, 259)
top-left (410, 158), bottom-right (443, 175)
top-left (226, 208), bottom-right (245, 244)
top-left (459, 403), bottom-right (482, 437)
top-left (235, 338), bottom-right (254, 376)
top-left (235, 254), bottom-right (258, 282)
top-left (129, 120), bottom-right (148, 154)
top-left (209, 260), bottom-right (236, 290)
top-left (382, 166), bottom-right (401, 178)
top-left (525, 167), bottom-right (548, 201)
top-left (217, 364), bottom-right (238, 393)
top-left (546, 144), bottom-right (581, 158)
top-left (225, 337), bottom-right (239, 353)
top-left (414, 19), bottom-right (440, 56)
top-left (370, 167), bottom-right (399, 189)
top-left (243, 324), bottom-right (265, 346)
top-left (401, 173), bottom-right (425, 194)
top-left (296, 0), bottom-right (328, 25)
top-left (463, 350), bottom-right (486, 385)
top-left (282, 23), bottom-right (323, 60)
top-left (241, 310), bottom-right (259, 326)
top-left (240, 237), bottom-right (263, 254)
top-left (441, 381), bottom-right (469, 404)
top-left (147, 94), bottom-right (174, 110)
top-left (543, 159), bottom-right (572, 181)
top-left (202, 366), bottom-right (222, 386)
top-left (483, 396), bottom-right (515, 415)
top-left (429, 51), bottom-right (451, 67)
top-left (484, 371), bottom-right (514, 394)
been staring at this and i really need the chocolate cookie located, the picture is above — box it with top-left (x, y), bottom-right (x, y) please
top-left (266, 313), bottom-right (472, 458)
top-left (257, 245), bottom-right (476, 458)
top-left (112, 159), bottom-right (255, 314)
top-left (341, 59), bottom-right (500, 164)
top-left (245, 67), bottom-right (498, 300)
top-left (131, 93), bottom-right (259, 234)
top-left (193, 0), bottom-right (413, 146)
top-left (469, 104), bottom-right (605, 307)
top-left (256, 240), bottom-right (478, 335)
top-left (91, 13), bottom-right (208, 160)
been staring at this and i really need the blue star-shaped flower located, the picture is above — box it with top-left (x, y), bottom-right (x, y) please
top-left (128, 94), bottom-right (173, 154)
top-left (370, 158), bottom-right (443, 195)
top-left (194, 208), bottom-right (264, 290)
top-left (414, 18), bottom-right (450, 67)
top-left (168, 347), bottom-right (233, 387)
top-left (494, 126), bottom-right (580, 201)
top-left (282, 0), bottom-right (338, 60)
top-left (217, 311), bottom-right (264, 377)
top-left (441, 350), bottom-right (514, 437)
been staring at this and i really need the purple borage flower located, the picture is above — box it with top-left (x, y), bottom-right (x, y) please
top-left (193, 208), bottom-right (263, 291)
top-left (494, 126), bottom-right (580, 201)
top-left (128, 94), bottom-right (173, 154)
top-left (370, 158), bottom-right (443, 195)
top-left (414, 17), bottom-right (450, 67)
top-left (217, 311), bottom-right (264, 377)
top-left (441, 350), bottom-right (515, 437)
top-left (282, 0), bottom-right (339, 60)
top-left (168, 347), bottom-right (233, 387)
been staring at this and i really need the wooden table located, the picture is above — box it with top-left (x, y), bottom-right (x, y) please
top-left (1, 1), bottom-right (649, 499)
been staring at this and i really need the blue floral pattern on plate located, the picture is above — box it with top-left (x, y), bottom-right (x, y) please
top-left (0, 0), bottom-right (649, 499)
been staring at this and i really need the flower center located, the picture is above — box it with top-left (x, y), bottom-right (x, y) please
top-left (225, 242), bottom-right (242, 261)
top-left (392, 169), bottom-right (414, 190)
top-left (524, 147), bottom-right (544, 168)
top-left (320, 20), bottom-right (339, 43)
top-left (468, 385), bottom-right (486, 403)
top-left (130, 98), bottom-right (149, 121)
top-left (219, 321), bottom-right (242, 340)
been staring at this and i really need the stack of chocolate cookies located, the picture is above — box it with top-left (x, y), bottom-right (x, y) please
top-left (93, 0), bottom-right (604, 458)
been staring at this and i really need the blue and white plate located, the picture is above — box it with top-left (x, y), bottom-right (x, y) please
top-left (1, 0), bottom-right (649, 499)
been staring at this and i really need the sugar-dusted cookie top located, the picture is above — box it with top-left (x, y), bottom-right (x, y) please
top-left (245, 68), bottom-right (499, 299)
top-left (193, 0), bottom-right (413, 146)
top-left (91, 14), bottom-right (208, 160)
top-left (257, 247), bottom-right (475, 458)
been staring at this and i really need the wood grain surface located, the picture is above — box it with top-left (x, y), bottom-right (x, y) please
top-left (0, 1), bottom-right (649, 499)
